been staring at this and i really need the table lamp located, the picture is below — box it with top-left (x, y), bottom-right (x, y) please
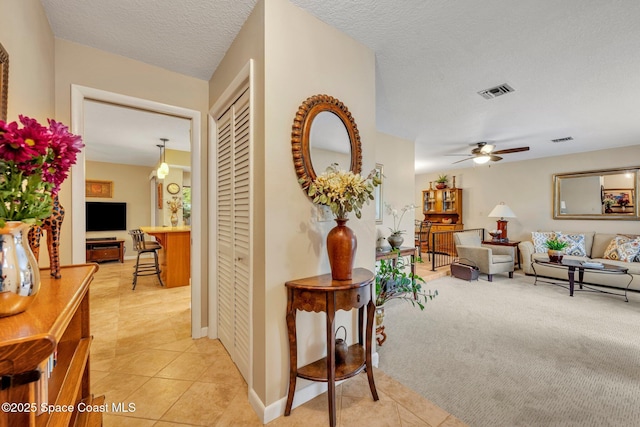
top-left (488, 202), bottom-right (516, 241)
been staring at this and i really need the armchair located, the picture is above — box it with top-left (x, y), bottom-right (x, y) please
top-left (453, 231), bottom-right (515, 281)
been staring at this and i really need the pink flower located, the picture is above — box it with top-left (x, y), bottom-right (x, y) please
top-left (0, 115), bottom-right (83, 222)
top-left (0, 116), bottom-right (50, 163)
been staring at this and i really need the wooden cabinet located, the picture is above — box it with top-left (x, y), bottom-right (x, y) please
top-left (422, 187), bottom-right (463, 230)
top-left (0, 264), bottom-right (102, 427)
top-left (284, 268), bottom-right (378, 427)
top-left (86, 239), bottom-right (125, 263)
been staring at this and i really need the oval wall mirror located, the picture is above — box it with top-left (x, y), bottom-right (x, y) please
top-left (291, 94), bottom-right (362, 193)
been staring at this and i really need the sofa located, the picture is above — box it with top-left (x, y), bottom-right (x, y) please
top-left (519, 232), bottom-right (640, 291)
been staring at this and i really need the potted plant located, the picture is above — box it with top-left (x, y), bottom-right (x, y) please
top-left (384, 202), bottom-right (416, 248)
top-left (375, 256), bottom-right (438, 332)
top-left (545, 238), bottom-right (569, 263)
top-left (435, 174), bottom-right (448, 189)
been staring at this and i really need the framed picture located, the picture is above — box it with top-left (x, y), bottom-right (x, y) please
top-left (0, 42), bottom-right (8, 122)
top-left (374, 163), bottom-right (384, 224)
top-left (157, 183), bottom-right (163, 209)
top-left (603, 188), bottom-right (634, 208)
top-left (85, 180), bottom-right (113, 198)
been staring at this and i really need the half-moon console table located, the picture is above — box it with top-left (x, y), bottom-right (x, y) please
top-left (284, 268), bottom-right (379, 427)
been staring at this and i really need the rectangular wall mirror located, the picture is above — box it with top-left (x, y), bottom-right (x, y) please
top-left (553, 167), bottom-right (639, 220)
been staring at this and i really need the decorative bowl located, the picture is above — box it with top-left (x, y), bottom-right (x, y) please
top-left (488, 230), bottom-right (502, 241)
top-left (442, 218), bottom-right (453, 224)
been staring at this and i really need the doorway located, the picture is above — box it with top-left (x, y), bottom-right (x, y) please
top-left (70, 85), bottom-right (204, 337)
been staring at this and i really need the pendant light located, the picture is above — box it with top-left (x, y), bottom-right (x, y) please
top-left (157, 138), bottom-right (169, 179)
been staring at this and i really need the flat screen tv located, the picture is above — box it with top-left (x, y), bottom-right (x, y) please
top-left (86, 202), bottom-right (127, 232)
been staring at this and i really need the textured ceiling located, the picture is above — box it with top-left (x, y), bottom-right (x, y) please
top-left (41, 0), bottom-right (640, 173)
top-left (83, 101), bottom-right (191, 167)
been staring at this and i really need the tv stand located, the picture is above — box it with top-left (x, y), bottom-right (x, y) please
top-left (86, 239), bottom-right (125, 263)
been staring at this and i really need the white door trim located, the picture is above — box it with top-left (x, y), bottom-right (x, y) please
top-left (70, 84), bottom-right (204, 337)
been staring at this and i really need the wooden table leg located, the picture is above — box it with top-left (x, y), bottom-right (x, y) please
top-left (284, 290), bottom-right (297, 416)
top-left (365, 297), bottom-right (379, 401)
top-left (578, 268), bottom-right (585, 289)
top-left (567, 267), bottom-right (575, 297)
top-left (326, 294), bottom-right (337, 427)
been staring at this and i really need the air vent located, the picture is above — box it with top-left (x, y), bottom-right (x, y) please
top-left (478, 83), bottom-right (515, 100)
top-left (551, 136), bottom-right (574, 143)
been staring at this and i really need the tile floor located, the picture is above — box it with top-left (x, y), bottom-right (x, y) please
top-left (90, 259), bottom-right (462, 426)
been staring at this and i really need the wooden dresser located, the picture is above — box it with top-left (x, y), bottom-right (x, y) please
top-left (0, 264), bottom-right (103, 427)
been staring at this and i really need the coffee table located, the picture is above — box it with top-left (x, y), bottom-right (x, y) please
top-left (532, 259), bottom-right (633, 302)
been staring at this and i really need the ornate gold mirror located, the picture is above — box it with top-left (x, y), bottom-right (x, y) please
top-left (291, 94), bottom-right (362, 192)
top-left (553, 167), bottom-right (640, 220)
top-left (0, 42), bottom-right (8, 122)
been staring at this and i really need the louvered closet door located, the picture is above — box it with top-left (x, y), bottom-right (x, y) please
top-left (216, 89), bottom-right (251, 382)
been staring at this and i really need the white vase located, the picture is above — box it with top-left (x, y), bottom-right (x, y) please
top-left (0, 222), bottom-right (41, 317)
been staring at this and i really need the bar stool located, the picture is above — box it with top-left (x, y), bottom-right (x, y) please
top-left (129, 229), bottom-right (164, 290)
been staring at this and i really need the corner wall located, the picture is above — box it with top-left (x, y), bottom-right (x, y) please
top-left (375, 132), bottom-right (417, 245)
top-left (415, 145), bottom-right (640, 240)
top-left (263, 0), bottom-right (376, 408)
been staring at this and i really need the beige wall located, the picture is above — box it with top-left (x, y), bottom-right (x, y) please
top-left (415, 145), bottom-right (640, 240)
top-left (86, 161), bottom-right (152, 256)
top-left (54, 38), bottom-right (208, 262)
top-left (375, 132), bottom-right (417, 245)
top-left (53, 39), bottom-right (209, 324)
top-left (262, 0), bottom-right (376, 406)
top-left (0, 0), bottom-right (55, 267)
top-left (0, 0), bottom-right (55, 123)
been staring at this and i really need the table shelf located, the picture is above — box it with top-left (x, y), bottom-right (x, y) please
top-left (297, 344), bottom-right (366, 382)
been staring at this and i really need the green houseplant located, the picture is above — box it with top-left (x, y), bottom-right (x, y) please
top-left (375, 255), bottom-right (438, 330)
top-left (545, 238), bottom-right (569, 263)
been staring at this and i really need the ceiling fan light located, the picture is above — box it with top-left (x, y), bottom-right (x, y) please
top-left (480, 144), bottom-right (495, 154)
top-left (473, 155), bottom-right (491, 164)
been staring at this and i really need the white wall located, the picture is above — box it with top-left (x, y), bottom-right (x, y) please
top-left (416, 145), bottom-right (640, 240)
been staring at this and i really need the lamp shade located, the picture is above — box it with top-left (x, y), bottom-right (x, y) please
top-left (488, 203), bottom-right (516, 219)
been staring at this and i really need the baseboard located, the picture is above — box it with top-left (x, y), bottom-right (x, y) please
top-left (196, 326), bottom-right (208, 339)
top-left (373, 350), bottom-right (379, 367)
top-left (253, 379), bottom-right (346, 424)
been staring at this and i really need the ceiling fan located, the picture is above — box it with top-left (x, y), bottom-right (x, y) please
top-left (450, 142), bottom-right (530, 164)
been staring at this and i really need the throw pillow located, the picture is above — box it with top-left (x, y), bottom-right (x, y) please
top-left (556, 232), bottom-right (587, 256)
top-left (603, 236), bottom-right (640, 262)
top-left (532, 231), bottom-right (555, 253)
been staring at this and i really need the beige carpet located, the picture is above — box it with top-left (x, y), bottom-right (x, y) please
top-left (378, 272), bottom-right (640, 427)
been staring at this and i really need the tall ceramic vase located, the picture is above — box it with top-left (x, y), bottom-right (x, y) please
top-left (0, 222), bottom-right (41, 317)
top-left (327, 218), bottom-right (357, 280)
